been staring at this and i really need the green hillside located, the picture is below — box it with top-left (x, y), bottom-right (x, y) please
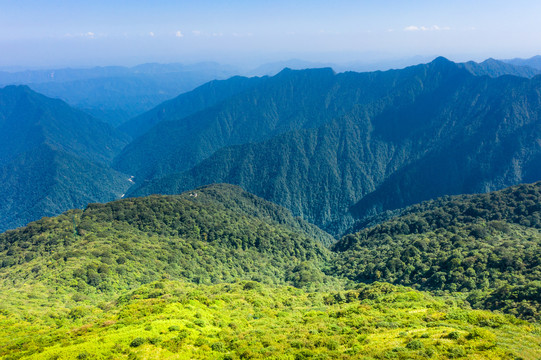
top-left (332, 182), bottom-right (541, 321)
top-left (2, 183), bottom-right (541, 358)
top-left (0, 184), bottom-right (334, 305)
top-left (130, 116), bottom-right (385, 236)
top-left (2, 280), bottom-right (540, 360)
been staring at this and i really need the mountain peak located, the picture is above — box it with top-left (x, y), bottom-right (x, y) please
top-left (275, 66), bottom-right (336, 77)
top-left (429, 56), bottom-right (455, 66)
top-left (1, 84), bottom-right (34, 96)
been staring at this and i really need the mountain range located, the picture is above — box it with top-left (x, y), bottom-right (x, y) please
top-left (0, 62), bottom-right (238, 126)
top-left (121, 57), bottom-right (541, 235)
top-left (503, 55), bottom-right (541, 70)
top-left (2, 56), bottom-right (541, 236)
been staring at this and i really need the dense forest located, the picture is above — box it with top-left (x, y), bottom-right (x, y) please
top-left (332, 182), bottom-right (541, 321)
top-left (127, 58), bottom-right (541, 236)
top-left (3, 58), bottom-right (541, 236)
top-left (0, 184), bottom-right (335, 299)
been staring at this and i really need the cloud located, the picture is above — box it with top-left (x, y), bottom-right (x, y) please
top-left (404, 25), bottom-right (420, 31)
top-left (192, 30), bottom-right (201, 36)
top-left (65, 32), bottom-right (96, 38)
top-left (149, 32), bottom-right (155, 37)
top-left (404, 25), bottom-right (450, 32)
top-left (175, 30), bottom-right (184, 38)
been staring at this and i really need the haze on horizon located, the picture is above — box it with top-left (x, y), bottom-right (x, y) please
top-left (1, 0), bottom-right (541, 70)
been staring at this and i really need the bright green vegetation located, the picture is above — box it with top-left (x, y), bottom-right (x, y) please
top-left (332, 182), bottom-right (541, 321)
top-left (1, 280), bottom-right (540, 359)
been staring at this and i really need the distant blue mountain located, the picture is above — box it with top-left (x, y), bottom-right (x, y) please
top-left (0, 63), bottom-right (239, 126)
top-left (458, 58), bottom-right (541, 78)
top-left (503, 55), bottom-right (541, 70)
top-left (4, 56), bottom-right (541, 235)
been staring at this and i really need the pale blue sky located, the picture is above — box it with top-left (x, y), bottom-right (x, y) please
top-left (1, 0), bottom-right (541, 68)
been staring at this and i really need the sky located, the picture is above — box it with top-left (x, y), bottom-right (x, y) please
top-left (1, 0), bottom-right (541, 69)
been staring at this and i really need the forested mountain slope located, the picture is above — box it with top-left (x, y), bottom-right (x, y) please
top-left (129, 58), bottom-right (541, 235)
top-left (333, 181), bottom-right (541, 321)
top-left (114, 67), bottom-right (342, 179)
top-left (0, 184), bottom-right (333, 297)
top-left (0, 85), bottom-right (128, 165)
top-left (0, 144), bottom-right (130, 232)
top-left (117, 75), bottom-right (264, 139)
top-left (0, 85), bottom-right (131, 232)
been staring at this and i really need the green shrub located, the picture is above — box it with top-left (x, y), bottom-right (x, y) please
top-left (406, 339), bottom-right (423, 350)
top-left (243, 281), bottom-right (261, 290)
top-left (448, 346), bottom-right (466, 358)
top-left (211, 341), bottom-right (225, 352)
top-left (129, 337), bottom-right (146, 347)
top-left (326, 339), bottom-right (339, 350)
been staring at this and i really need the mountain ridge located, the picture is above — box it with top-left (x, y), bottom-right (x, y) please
top-left (114, 57), bottom-right (467, 182)
top-left (0, 85), bottom-right (129, 165)
top-left (0, 85), bottom-right (131, 232)
top-left (127, 57), bottom-right (541, 235)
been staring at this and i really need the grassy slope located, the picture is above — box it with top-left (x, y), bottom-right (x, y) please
top-left (1, 280), bottom-right (540, 359)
